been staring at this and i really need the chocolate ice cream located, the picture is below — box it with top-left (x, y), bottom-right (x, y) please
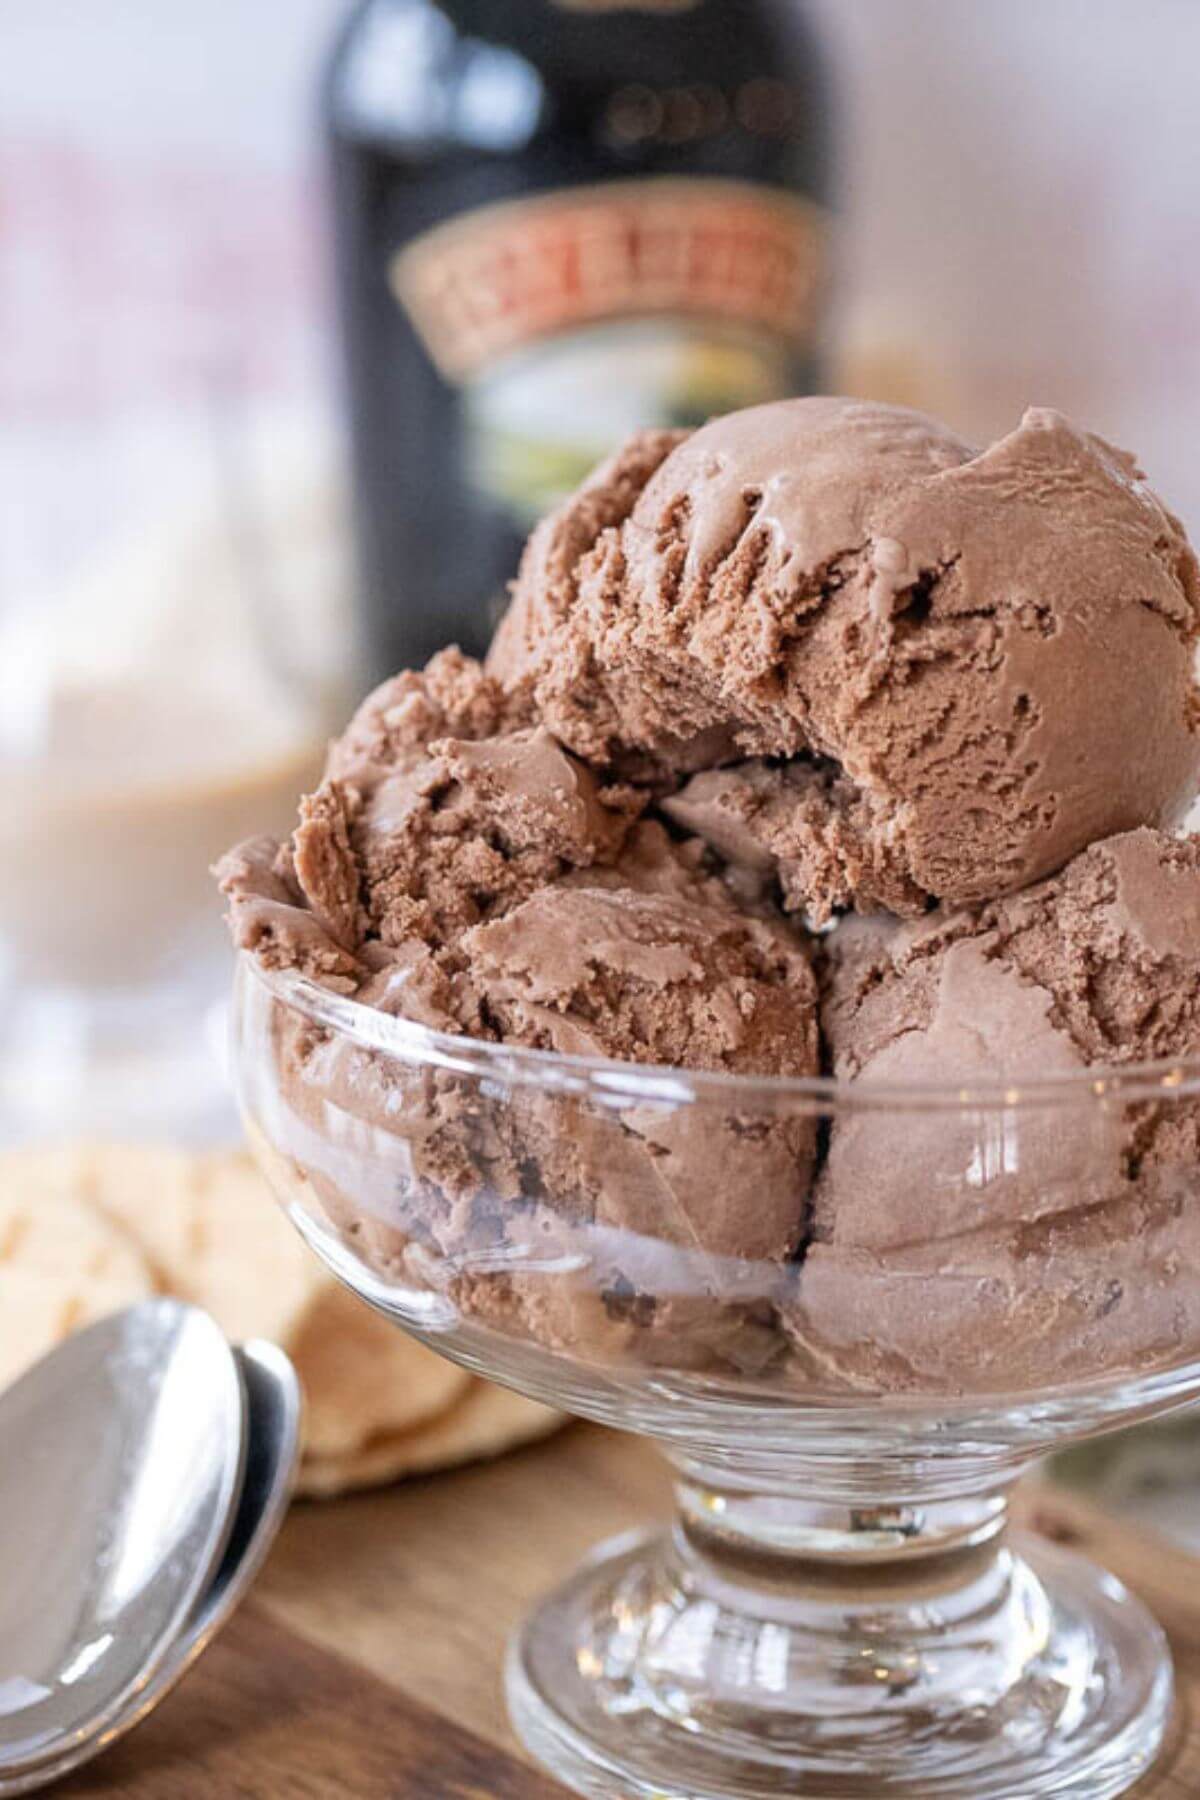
top-left (796, 829), bottom-right (1200, 1389)
top-left (223, 398), bottom-right (1200, 1399)
top-left (220, 649), bottom-right (820, 1374)
top-left (223, 650), bottom-right (639, 973)
top-left (492, 399), bottom-right (1200, 919)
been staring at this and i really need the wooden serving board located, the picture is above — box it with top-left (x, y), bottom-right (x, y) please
top-left (56, 1425), bottom-right (1200, 1798)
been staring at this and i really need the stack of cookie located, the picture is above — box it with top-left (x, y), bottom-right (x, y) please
top-left (0, 1143), bottom-right (560, 1496)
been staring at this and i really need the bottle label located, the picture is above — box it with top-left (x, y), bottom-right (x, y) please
top-left (390, 176), bottom-right (826, 526)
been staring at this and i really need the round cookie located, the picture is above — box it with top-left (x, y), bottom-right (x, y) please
top-left (0, 1144), bottom-right (470, 1469)
top-left (0, 1173), bottom-right (155, 1391)
top-left (297, 1384), bottom-right (562, 1499)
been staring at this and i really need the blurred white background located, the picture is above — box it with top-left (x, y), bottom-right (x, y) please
top-left (816, 0), bottom-right (1200, 518)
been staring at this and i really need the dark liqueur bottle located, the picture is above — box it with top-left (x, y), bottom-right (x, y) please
top-left (323, 0), bottom-right (835, 678)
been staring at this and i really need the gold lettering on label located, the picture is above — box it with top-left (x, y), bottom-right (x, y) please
top-left (391, 178), bottom-right (827, 383)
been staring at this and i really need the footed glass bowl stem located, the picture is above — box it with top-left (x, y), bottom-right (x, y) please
top-left (508, 1452), bottom-right (1173, 1800)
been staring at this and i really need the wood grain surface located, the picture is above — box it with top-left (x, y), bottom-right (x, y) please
top-left (53, 1425), bottom-right (1200, 1798)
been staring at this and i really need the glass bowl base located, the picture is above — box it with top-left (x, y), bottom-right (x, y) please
top-left (507, 1525), bottom-right (1173, 1800)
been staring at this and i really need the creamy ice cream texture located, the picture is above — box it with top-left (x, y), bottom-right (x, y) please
top-left (492, 398), bottom-right (1200, 919)
top-left (798, 829), bottom-right (1200, 1388)
top-left (221, 397), bottom-right (1200, 1394)
top-left (221, 648), bottom-right (819, 1371)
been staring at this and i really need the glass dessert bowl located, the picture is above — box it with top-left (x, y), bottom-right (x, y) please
top-left (232, 953), bottom-right (1200, 1800)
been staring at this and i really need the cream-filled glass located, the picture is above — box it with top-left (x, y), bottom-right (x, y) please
top-left (0, 401), bottom-right (346, 1140)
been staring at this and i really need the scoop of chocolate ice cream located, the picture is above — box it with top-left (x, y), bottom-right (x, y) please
top-left (796, 1189), bottom-right (1200, 1395)
top-left (220, 653), bottom-right (644, 972)
top-left (219, 649), bottom-right (535, 982)
top-left (303, 729), bottom-right (644, 954)
top-left (439, 865), bottom-right (818, 1364)
top-left (465, 877), bottom-right (814, 1084)
top-left (795, 828), bottom-right (1200, 1390)
top-left (493, 398), bottom-right (1200, 919)
top-left (243, 828), bottom-right (818, 1377)
top-left (220, 645), bottom-right (822, 1377)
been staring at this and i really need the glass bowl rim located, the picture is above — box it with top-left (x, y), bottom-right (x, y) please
top-left (240, 955), bottom-right (1200, 1115)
